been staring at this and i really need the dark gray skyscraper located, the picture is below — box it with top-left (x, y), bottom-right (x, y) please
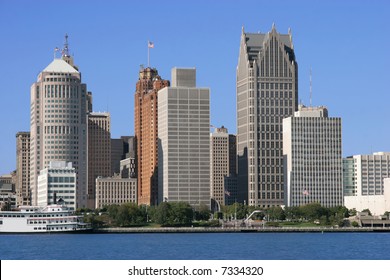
top-left (236, 25), bottom-right (298, 207)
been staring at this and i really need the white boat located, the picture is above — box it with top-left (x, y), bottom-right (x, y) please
top-left (0, 204), bottom-right (91, 233)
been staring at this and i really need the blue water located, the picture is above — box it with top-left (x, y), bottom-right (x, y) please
top-left (1, 232), bottom-right (390, 260)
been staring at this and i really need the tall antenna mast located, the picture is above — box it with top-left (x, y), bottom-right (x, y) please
top-left (62, 33), bottom-right (70, 57)
top-left (309, 67), bottom-right (312, 107)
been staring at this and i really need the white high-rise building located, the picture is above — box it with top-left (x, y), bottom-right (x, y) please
top-left (283, 105), bottom-right (343, 207)
top-left (344, 152), bottom-right (390, 213)
top-left (30, 35), bottom-right (88, 208)
top-left (37, 161), bottom-right (76, 210)
top-left (158, 68), bottom-right (211, 208)
top-left (344, 152), bottom-right (390, 196)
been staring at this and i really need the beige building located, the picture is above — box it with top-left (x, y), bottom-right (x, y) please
top-left (30, 35), bottom-right (88, 208)
top-left (87, 112), bottom-right (111, 208)
top-left (210, 126), bottom-right (230, 207)
top-left (158, 68), bottom-right (211, 208)
top-left (16, 132), bottom-right (30, 206)
top-left (95, 175), bottom-right (137, 208)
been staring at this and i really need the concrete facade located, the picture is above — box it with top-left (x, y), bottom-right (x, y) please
top-left (95, 175), bottom-right (137, 208)
top-left (283, 105), bottom-right (343, 207)
top-left (344, 152), bottom-right (390, 197)
top-left (344, 178), bottom-right (390, 215)
top-left (158, 68), bottom-right (211, 208)
top-left (16, 132), bottom-right (30, 206)
top-left (211, 126), bottom-right (229, 206)
top-left (37, 161), bottom-right (76, 210)
top-left (134, 67), bottom-right (169, 205)
top-left (236, 25), bottom-right (298, 207)
top-left (87, 112), bottom-right (111, 208)
top-left (30, 37), bottom-right (88, 208)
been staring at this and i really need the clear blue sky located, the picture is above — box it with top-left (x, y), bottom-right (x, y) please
top-left (0, 0), bottom-right (389, 175)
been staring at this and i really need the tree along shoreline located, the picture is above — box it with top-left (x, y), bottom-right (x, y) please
top-left (77, 202), bottom-right (381, 230)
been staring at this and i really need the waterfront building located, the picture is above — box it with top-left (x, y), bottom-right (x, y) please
top-left (158, 68), bottom-right (211, 208)
top-left (16, 132), bottom-right (30, 206)
top-left (0, 174), bottom-right (16, 209)
top-left (344, 152), bottom-right (390, 213)
top-left (37, 161), bottom-right (76, 210)
top-left (30, 35), bottom-right (88, 208)
top-left (211, 126), bottom-right (229, 207)
top-left (95, 175), bottom-right (137, 208)
top-left (210, 126), bottom-right (237, 208)
top-left (87, 112), bottom-right (112, 208)
top-left (344, 178), bottom-right (390, 215)
top-left (236, 25), bottom-right (298, 207)
top-left (135, 66), bottom-right (169, 205)
top-left (283, 105), bottom-right (343, 207)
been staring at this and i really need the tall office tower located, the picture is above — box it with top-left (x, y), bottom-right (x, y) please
top-left (158, 68), bottom-right (211, 208)
top-left (37, 161), bottom-right (76, 210)
top-left (30, 35), bottom-right (88, 208)
top-left (237, 25), bottom-right (298, 207)
top-left (283, 105), bottom-right (343, 207)
top-left (135, 66), bottom-right (169, 205)
top-left (211, 126), bottom-right (233, 207)
top-left (87, 112), bottom-right (112, 208)
top-left (16, 132), bottom-right (30, 206)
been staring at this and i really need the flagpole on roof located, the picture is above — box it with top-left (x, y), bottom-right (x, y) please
top-left (147, 41), bottom-right (154, 67)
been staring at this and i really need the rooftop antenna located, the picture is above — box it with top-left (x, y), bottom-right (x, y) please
top-left (309, 67), bottom-right (312, 107)
top-left (62, 33), bottom-right (70, 58)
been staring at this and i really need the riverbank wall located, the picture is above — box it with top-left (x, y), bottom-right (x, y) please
top-left (93, 227), bottom-right (390, 233)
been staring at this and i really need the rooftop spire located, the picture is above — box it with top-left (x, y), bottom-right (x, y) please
top-left (62, 33), bottom-right (70, 58)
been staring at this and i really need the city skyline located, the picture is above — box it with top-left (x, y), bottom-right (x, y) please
top-left (1, 0), bottom-right (389, 175)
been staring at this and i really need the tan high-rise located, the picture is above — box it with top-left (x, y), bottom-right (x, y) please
top-left (16, 132), bottom-right (30, 206)
top-left (87, 112), bottom-right (111, 208)
top-left (134, 67), bottom-right (169, 205)
top-left (30, 35), bottom-right (88, 208)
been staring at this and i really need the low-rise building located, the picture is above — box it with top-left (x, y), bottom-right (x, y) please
top-left (37, 161), bottom-right (76, 210)
top-left (344, 178), bottom-right (390, 215)
top-left (95, 175), bottom-right (137, 208)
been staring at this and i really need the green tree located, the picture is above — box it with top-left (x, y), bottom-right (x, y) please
top-left (300, 203), bottom-right (328, 221)
top-left (266, 206), bottom-right (286, 221)
top-left (153, 202), bottom-right (173, 226)
top-left (284, 206), bottom-right (301, 221)
top-left (194, 204), bottom-right (211, 221)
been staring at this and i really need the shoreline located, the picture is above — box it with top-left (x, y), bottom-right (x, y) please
top-left (93, 226), bottom-right (390, 233)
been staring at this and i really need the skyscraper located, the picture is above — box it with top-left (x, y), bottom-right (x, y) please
top-left (134, 66), bottom-right (169, 205)
top-left (283, 105), bottom-right (343, 207)
top-left (16, 132), bottom-right (30, 206)
top-left (87, 112), bottom-right (111, 208)
top-left (236, 25), bottom-right (298, 207)
top-left (210, 126), bottom-right (236, 208)
top-left (158, 68), bottom-right (211, 208)
top-left (30, 35), bottom-right (88, 208)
